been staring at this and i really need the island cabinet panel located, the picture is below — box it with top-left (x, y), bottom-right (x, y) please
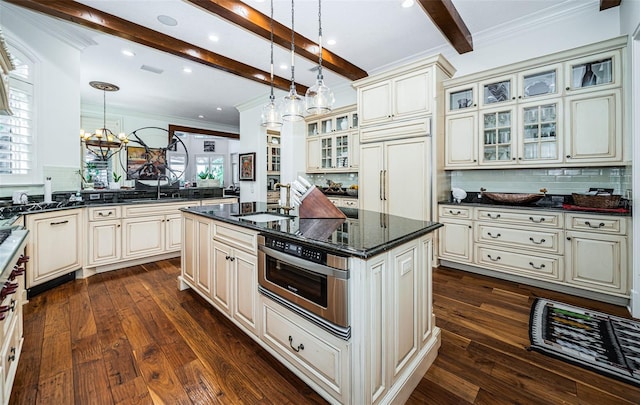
top-left (196, 218), bottom-right (213, 296)
top-left (25, 208), bottom-right (83, 288)
top-left (211, 240), bottom-right (232, 315)
top-left (232, 248), bottom-right (258, 333)
top-left (260, 296), bottom-right (350, 404)
top-left (391, 244), bottom-right (419, 378)
top-left (181, 214), bottom-right (196, 284)
top-left (365, 257), bottom-right (388, 404)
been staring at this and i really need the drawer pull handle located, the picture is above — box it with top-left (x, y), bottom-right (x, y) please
top-left (585, 221), bottom-right (605, 229)
top-left (288, 336), bottom-right (304, 352)
top-left (529, 237), bottom-right (546, 245)
top-left (50, 220), bottom-right (69, 226)
top-left (98, 212), bottom-right (113, 217)
top-left (8, 347), bottom-right (15, 362)
top-left (487, 232), bottom-right (501, 239)
top-left (487, 254), bottom-right (501, 262)
top-left (448, 210), bottom-right (462, 215)
top-left (529, 217), bottom-right (545, 223)
top-left (529, 262), bottom-right (546, 270)
top-left (487, 213), bottom-right (501, 219)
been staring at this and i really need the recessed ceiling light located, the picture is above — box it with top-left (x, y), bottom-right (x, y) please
top-left (157, 15), bottom-right (178, 26)
top-left (233, 6), bottom-right (249, 18)
top-left (327, 39), bottom-right (336, 46)
top-left (216, 107), bottom-right (223, 111)
top-left (401, 0), bottom-right (415, 8)
top-left (122, 49), bottom-right (135, 57)
top-left (183, 67), bottom-right (192, 73)
top-left (279, 64), bottom-right (288, 70)
top-left (198, 114), bottom-right (205, 119)
top-left (209, 34), bottom-right (219, 42)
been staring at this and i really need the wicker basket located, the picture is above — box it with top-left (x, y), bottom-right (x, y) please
top-left (571, 193), bottom-right (621, 209)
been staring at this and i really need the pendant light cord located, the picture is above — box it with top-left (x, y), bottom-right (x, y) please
top-left (289, 0), bottom-right (296, 93)
top-left (317, 0), bottom-right (323, 80)
top-left (102, 89), bottom-right (107, 133)
top-left (269, 0), bottom-right (275, 102)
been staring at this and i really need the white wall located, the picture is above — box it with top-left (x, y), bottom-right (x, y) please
top-left (0, 4), bottom-right (82, 197)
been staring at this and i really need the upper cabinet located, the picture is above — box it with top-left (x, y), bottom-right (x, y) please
top-left (305, 105), bottom-right (359, 173)
top-left (443, 36), bottom-right (627, 169)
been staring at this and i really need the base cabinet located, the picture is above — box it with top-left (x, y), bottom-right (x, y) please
top-left (438, 204), bottom-right (630, 301)
top-left (25, 209), bottom-right (83, 288)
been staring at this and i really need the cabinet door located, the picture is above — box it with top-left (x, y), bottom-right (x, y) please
top-left (445, 112), bottom-right (477, 168)
top-left (182, 215), bottom-right (196, 284)
top-left (232, 248), bottom-right (258, 334)
top-left (359, 81), bottom-right (392, 126)
top-left (438, 219), bottom-right (473, 262)
top-left (479, 107), bottom-right (515, 166)
top-left (393, 69), bottom-right (431, 120)
top-left (565, 231), bottom-right (627, 295)
top-left (87, 219), bottom-right (121, 266)
top-left (445, 84), bottom-right (477, 114)
top-left (478, 74), bottom-right (515, 108)
top-left (564, 50), bottom-right (620, 94)
top-left (366, 255), bottom-right (388, 403)
top-left (27, 210), bottom-right (82, 288)
top-left (334, 135), bottom-right (350, 170)
top-left (196, 219), bottom-right (212, 296)
top-left (359, 143), bottom-right (384, 213)
top-left (386, 137), bottom-right (430, 220)
top-left (564, 89), bottom-right (621, 163)
top-left (320, 136), bottom-right (333, 170)
top-left (518, 64), bottom-right (560, 101)
top-left (306, 138), bottom-right (321, 172)
top-left (165, 214), bottom-right (183, 251)
top-left (122, 215), bottom-right (165, 258)
top-left (348, 132), bottom-right (359, 169)
top-left (517, 99), bottom-right (562, 165)
top-left (211, 241), bottom-right (232, 315)
top-left (389, 242), bottom-right (419, 380)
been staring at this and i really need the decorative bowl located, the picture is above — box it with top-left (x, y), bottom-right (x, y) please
top-left (483, 192), bottom-right (544, 205)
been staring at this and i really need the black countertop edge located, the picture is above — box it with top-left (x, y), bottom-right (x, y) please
top-left (438, 201), bottom-right (631, 217)
top-left (182, 204), bottom-right (443, 259)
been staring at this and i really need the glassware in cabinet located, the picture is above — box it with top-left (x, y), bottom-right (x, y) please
top-left (447, 87), bottom-right (476, 112)
top-left (307, 122), bottom-right (319, 136)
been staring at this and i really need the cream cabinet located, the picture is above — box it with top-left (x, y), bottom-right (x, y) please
top-left (443, 36), bottom-right (627, 169)
top-left (24, 208), bottom-right (83, 288)
top-left (181, 212), bottom-right (213, 298)
top-left (122, 215), bottom-right (166, 259)
top-left (211, 221), bottom-right (258, 335)
top-left (87, 206), bottom-right (122, 266)
top-left (437, 205), bottom-right (473, 263)
top-left (565, 213), bottom-right (628, 295)
top-left (437, 204), bottom-right (631, 302)
top-left (305, 105), bottom-right (358, 173)
top-left (360, 137), bottom-right (431, 220)
top-left (357, 68), bottom-right (432, 127)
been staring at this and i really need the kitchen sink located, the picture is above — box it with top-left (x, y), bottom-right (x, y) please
top-left (232, 212), bottom-right (294, 222)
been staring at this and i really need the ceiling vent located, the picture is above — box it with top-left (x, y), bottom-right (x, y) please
top-left (140, 65), bottom-right (163, 74)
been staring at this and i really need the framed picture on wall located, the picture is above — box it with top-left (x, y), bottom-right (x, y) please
top-left (203, 140), bottom-right (216, 152)
top-left (239, 152), bottom-right (256, 181)
top-left (126, 146), bottom-right (166, 180)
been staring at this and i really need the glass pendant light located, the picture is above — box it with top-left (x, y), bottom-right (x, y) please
top-left (280, 0), bottom-right (305, 122)
top-left (260, 0), bottom-right (283, 129)
top-left (305, 0), bottom-right (334, 115)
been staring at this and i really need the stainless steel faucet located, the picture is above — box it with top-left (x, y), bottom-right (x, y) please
top-left (274, 183), bottom-right (293, 215)
top-left (156, 175), bottom-right (170, 199)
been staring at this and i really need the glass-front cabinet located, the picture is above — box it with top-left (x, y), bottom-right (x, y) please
top-left (266, 132), bottom-right (280, 174)
top-left (445, 83), bottom-right (478, 113)
top-left (518, 64), bottom-right (560, 100)
top-left (480, 108), bottom-right (514, 165)
top-left (565, 51), bottom-right (619, 93)
top-left (308, 110), bottom-right (358, 136)
top-left (518, 101), bottom-right (562, 164)
top-left (305, 105), bottom-right (359, 173)
top-left (479, 75), bottom-right (514, 108)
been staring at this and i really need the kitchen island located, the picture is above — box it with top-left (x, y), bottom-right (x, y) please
top-left (179, 202), bottom-right (442, 405)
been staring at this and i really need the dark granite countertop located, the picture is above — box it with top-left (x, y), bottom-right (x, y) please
top-left (184, 202), bottom-right (442, 259)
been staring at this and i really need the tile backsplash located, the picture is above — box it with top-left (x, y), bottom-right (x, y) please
top-left (450, 167), bottom-right (631, 195)
top-left (0, 166), bottom-right (82, 199)
top-left (305, 172), bottom-right (358, 188)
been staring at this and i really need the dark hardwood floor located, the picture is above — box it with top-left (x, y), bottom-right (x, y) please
top-left (9, 259), bottom-right (640, 404)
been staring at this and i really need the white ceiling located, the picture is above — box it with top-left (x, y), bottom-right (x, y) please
top-left (4, 0), bottom-right (588, 129)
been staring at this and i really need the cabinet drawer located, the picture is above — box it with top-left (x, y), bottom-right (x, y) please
top-left (1, 314), bottom-right (22, 400)
top-left (341, 198), bottom-right (358, 208)
top-left (123, 201), bottom-right (196, 217)
top-left (475, 223), bottom-right (564, 254)
top-left (475, 245), bottom-right (562, 281)
top-left (260, 296), bottom-right (349, 403)
top-left (88, 206), bottom-right (121, 221)
top-left (475, 208), bottom-right (562, 228)
top-left (0, 295), bottom-right (19, 341)
top-left (439, 205), bottom-right (472, 219)
top-left (213, 222), bottom-right (257, 253)
top-left (565, 213), bottom-right (626, 235)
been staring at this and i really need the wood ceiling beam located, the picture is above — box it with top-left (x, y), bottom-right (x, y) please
top-left (5, 0), bottom-right (308, 94)
top-left (599, 0), bottom-right (621, 11)
top-left (185, 0), bottom-right (368, 81)
top-left (416, 0), bottom-right (473, 54)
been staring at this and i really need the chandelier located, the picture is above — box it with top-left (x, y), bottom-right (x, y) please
top-left (260, 0), bottom-right (283, 129)
top-left (280, 0), bottom-right (305, 121)
top-left (305, 0), bottom-right (334, 114)
top-left (80, 81), bottom-right (129, 160)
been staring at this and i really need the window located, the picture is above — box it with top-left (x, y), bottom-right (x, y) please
top-left (195, 154), bottom-right (224, 184)
top-left (0, 46), bottom-right (34, 177)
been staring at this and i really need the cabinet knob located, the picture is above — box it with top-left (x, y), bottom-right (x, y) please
top-left (512, 97), bottom-right (516, 100)
top-left (512, 158), bottom-right (516, 160)
top-left (566, 155), bottom-right (571, 158)
top-left (518, 96), bottom-right (522, 99)
top-left (473, 159), bottom-right (477, 162)
top-left (473, 104), bottom-right (477, 107)
top-left (566, 237), bottom-right (572, 241)
top-left (565, 87), bottom-right (570, 91)
top-left (518, 157), bottom-right (522, 160)
top-left (468, 225), bottom-right (472, 229)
